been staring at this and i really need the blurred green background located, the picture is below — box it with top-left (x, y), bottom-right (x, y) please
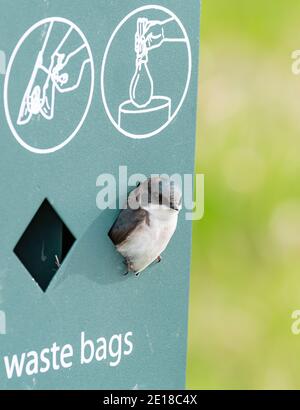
top-left (187, 0), bottom-right (300, 389)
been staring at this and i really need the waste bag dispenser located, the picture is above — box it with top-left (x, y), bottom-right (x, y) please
top-left (0, 0), bottom-right (201, 389)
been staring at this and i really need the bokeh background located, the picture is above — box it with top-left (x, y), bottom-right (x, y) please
top-left (187, 0), bottom-right (300, 389)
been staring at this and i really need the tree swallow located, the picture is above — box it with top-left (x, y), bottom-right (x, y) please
top-left (108, 176), bottom-right (182, 276)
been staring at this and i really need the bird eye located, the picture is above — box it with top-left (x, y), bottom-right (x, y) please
top-left (158, 193), bottom-right (163, 205)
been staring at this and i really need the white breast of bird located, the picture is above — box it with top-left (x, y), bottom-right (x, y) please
top-left (118, 205), bottom-right (179, 274)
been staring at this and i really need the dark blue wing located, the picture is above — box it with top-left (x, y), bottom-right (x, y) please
top-left (108, 207), bottom-right (149, 246)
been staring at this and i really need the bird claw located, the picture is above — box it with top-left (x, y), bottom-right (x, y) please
top-left (123, 258), bottom-right (134, 276)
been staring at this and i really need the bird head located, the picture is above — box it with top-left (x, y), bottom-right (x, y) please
top-left (128, 176), bottom-right (182, 215)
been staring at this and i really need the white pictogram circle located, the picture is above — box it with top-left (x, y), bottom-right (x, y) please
top-left (4, 17), bottom-right (94, 154)
top-left (101, 5), bottom-right (192, 139)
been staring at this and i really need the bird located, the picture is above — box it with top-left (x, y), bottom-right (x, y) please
top-left (108, 176), bottom-right (182, 276)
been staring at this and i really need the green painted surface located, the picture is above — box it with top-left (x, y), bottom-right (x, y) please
top-left (0, 0), bottom-right (200, 389)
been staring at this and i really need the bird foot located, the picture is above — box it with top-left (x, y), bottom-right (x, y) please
top-left (123, 258), bottom-right (134, 276)
top-left (156, 255), bottom-right (162, 263)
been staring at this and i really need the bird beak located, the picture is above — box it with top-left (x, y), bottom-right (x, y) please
top-left (170, 203), bottom-right (179, 211)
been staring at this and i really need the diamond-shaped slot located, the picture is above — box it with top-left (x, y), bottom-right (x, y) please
top-left (14, 199), bottom-right (76, 292)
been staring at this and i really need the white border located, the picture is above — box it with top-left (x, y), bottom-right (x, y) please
top-left (100, 5), bottom-right (192, 139)
top-left (4, 17), bottom-right (95, 154)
